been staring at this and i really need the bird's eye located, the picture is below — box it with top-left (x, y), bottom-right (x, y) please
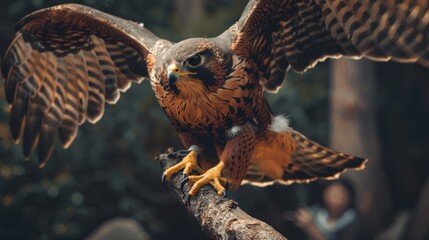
top-left (187, 54), bottom-right (203, 68)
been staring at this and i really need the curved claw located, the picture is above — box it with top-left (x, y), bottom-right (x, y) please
top-left (161, 174), bottom-right (168, 190)
top-left (181, 176), bottom-right (189, 194)
top-left (220, 190), bottom-right (227, 198)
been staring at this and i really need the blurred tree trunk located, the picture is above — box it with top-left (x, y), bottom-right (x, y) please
top-left (402, 175), bottom-right (429, 240)
top-left (330, 59), bottom-right (391, 238)
top-left (176, 0), bottom-right (203, 35)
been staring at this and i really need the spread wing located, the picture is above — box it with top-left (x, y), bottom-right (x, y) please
top-left (1, 4), bottom-right (170, 166)
top-left (227, 0), bottom-right (429, 92)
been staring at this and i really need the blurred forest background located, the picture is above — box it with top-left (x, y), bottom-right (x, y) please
top-left (0, 0), bottom-right (428, 239)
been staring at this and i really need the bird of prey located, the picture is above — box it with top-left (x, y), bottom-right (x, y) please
top-left (2, 0), bottom-right (428, 196)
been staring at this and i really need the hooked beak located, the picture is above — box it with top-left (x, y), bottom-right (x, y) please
top-left (166, 63), bottom-right (197, 91)
top-left (167, 64), bottom-right (181, 90)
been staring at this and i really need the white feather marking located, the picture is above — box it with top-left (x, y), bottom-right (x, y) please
top-left (269, 115), bottom-right (290, 133)
top-left (228, 125), bottom-right (242, 137)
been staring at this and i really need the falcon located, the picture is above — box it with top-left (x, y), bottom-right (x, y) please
top-left (2, 0), bottom-right (428, 196)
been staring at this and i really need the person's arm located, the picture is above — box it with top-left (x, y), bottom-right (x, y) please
top-left (295, 208), bottom-right (326, 240)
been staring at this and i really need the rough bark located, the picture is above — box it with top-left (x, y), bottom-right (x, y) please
top-left (157, 151), bottom-right (286, 240)
top-left (330, 59), bottom-right (391, 237)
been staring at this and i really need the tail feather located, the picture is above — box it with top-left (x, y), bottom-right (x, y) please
top-left (243, 128), bottom-right (367, 187)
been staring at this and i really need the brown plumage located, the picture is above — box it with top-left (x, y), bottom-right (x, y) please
top-left (2, 1), bottom-right (429, 194)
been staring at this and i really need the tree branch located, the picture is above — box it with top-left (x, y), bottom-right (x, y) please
top-left (156, 151), bottom-right (287, 240)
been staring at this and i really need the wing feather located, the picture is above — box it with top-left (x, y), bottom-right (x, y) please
top-left (243, 130), bottom-right (367, 187)
top-left (58, 54), bottom-right (80, 148)
top-left (22, 52), bottom-right (48, 157)
top-left (105, 42), bottom-right (133, 91)
top-left (75, 52), bottom-right (89, 125)
top-left (9, 49), bottom-right (41, 141)
top-left (82, 49), bottom-right (105, 123)
top-left (2, 4), bottom-right (170, 164)
top-left (38, 58), bottom-right (67, 166)
top-left (92, 37), bottom-right (120, 104)
top-left (228, 0), bottom-right (429, 93)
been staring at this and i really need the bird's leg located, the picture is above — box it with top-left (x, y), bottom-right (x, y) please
top-left (184, 124), bottom-right (256, 197)
top-left (162, 145), bottom-right (205, 185)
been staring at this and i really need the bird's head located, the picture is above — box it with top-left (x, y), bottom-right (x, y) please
top-left (162, 38), bottom-right (232, 95)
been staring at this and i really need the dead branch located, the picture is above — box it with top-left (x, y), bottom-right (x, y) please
top-left (157, 151), bottom-right (287, 240)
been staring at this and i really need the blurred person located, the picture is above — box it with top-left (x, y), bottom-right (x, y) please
top-left (85, 217), bottom-right (151, 240)
top-left (294, 179), bottom-right (361, 240)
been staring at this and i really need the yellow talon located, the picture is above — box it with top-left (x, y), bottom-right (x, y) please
top-left (163, 150), bottom-right (204, 180)
top-left (188, 161), bottom-right (227, 196)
